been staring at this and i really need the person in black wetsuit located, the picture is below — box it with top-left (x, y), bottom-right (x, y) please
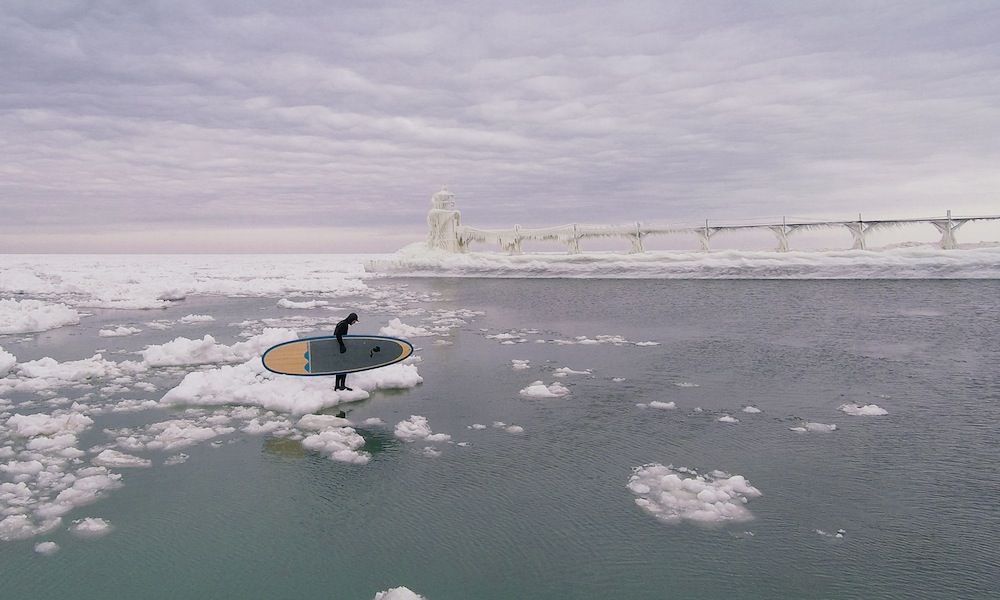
top-left (334, 312), bottom-right (358, 391)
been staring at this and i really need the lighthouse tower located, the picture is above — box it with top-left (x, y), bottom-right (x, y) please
top-left (426, 187), bottom-right (462, 252)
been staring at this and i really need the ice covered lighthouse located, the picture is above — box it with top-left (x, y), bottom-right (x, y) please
top-left (426, 187), bottom-right (463, 252)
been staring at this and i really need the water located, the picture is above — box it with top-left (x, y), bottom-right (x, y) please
top-left (2, 275), bottom-right (1000, 599)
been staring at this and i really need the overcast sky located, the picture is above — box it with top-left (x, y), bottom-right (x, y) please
top-left (3, 0), bottom-right (999, 253)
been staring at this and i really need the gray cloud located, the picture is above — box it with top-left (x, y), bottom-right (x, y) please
top-left (2, 0), bottom-right (999, 251)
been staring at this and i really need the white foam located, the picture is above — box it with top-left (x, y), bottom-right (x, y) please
top-left (519, 381), bottom-right (570, 398)
top-left (839, 403), bottom-right (888, 416)
top-left (0, 298), bottom-right (80, 334)
top-left (628, 463), bottom-right (762, 524)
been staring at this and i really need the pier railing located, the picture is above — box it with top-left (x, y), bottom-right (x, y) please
top-left (453, 211), bottom-right (1000, 254)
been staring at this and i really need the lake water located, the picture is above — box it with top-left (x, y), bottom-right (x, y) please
top-left (2, 257), bottom-right (999, 599)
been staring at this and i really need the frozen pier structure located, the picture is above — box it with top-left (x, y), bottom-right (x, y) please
top-left (426, 188), bottom-right (1000, 254)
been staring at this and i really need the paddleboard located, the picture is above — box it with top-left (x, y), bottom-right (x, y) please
top-left (262, 335), bottom-right (413, 376)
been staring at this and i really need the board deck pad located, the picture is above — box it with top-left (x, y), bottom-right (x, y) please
top-left (262, 335), bottom-right (413, 376)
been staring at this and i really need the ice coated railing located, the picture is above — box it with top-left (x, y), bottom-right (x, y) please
top-left (424, 189), bottom-right (1000, 254)
top-left (452, 213), bottom-right (1000, 254)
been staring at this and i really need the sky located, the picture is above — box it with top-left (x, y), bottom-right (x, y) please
top-left (2, 0), bottom-right (999, 253)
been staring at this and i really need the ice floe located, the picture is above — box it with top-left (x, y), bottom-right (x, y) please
top-left (839, 403), bottom-right (888, 416)
top-left (790, 422), bottom-right (838, 433)
top-left (394, 416), bottom-right (451, 443)
top-left (141, 328), bottom-right (295, 367)
top-left (160, 356), bottom-right (421, 415)
top-left (374, 586), bottom-right (426, 600)
top-left (380, 318), bottom-right (435, 338)
top-left (0, 298), bottom-right (80, 334)
top-left (628, 463), bottom-right (762, 524)
top-left (519, 381), bottom-right (570, 398)
top-left (69, 517), bottom-right (112, 538)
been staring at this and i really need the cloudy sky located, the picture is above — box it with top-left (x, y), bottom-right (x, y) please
top-left (3, 0), bottom-right (999, 253)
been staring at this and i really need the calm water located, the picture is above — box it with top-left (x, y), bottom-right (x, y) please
top-left (3, 278), bottom-right (1000, 599)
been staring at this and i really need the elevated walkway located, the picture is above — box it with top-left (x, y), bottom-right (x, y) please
top-left (425, 189), bottom-right (1000, 254)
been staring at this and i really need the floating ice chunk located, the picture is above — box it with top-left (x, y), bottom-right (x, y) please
top-left (742, 406), bottom-right (762, 413)
top-left (0, 345), bottom-right (15, 376)
top-left (380, 318), bottom-right (434, 338)
top-left (634, 341), bottom-right (660, 346)
top-left (394, 415), bottom-right (451, 443)
top-left (816, 528), bottom-right (847, 539)
top-left (69, 517), bottom-right (111, 538)
top-left (553, 367), bottom-right (591, 376)
top-left (0, 298), bottom-right (80, 334)
top-left (179, 314), bottom-right (216, 323)
top-left (519, 381), bottom-right (570, 398)
top-left (164, 454), bottom-right (189, 466)
top-left (839, 403), bottom-right (888, 416)
top-left (141, 328), bottom-right (296, 367)
top-left (628, 463), bottom-right (762, 524)
top-left (673, 382), bottom-right (700, 388)
top-left (6, 412), bottom-right (94, 437)
top-left (99, 326), bottom-right (142, 337)
top-left (92, 449), bottom-right (152, 468)
top-left (718, 415), bottom-right (740, 423)
top-left (790, 422), bottom-right (838, 433)
top-left (0, 515), bottom-right (39, 541)
top-left (34, 541), bottom-right (59, 555)
top-left (468, 424), bottom-right (487, 430)
top-left (16, 354), bottom-right (131, 384)
top-left (162, 354), bottom-right (421, 415)
top-left (362, 418), bottom-right (385, 426)
top-left (649, 401), bottom-right (676, 410)
top-left (277, 299), bottom-right (328, 310)
top-left (422, 447), bottom-right (442, 457)
top-left (505, 425), bottom-right (524, 434)
top-left (374, 586), bottom-right (426, 600)
top-left (298, 414), bottom-right (352, 430)
top-left (301, 427), bottom-right (370, 464)
top-left (511, 359), bottom-right (530, 370)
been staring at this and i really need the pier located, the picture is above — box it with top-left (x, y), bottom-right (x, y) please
top-left (426, 188), bottom-right (1000, 254)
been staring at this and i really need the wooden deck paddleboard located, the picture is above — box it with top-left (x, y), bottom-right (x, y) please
top-left (262, 335), bottom-right (413, 376)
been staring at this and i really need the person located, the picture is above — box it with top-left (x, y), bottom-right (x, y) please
top-left (334, 312), bottom-right (358, 391)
